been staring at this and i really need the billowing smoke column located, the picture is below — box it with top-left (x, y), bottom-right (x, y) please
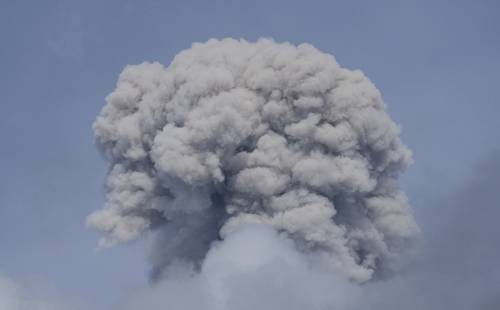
top-left (88, 38), bottom-right (419, 282)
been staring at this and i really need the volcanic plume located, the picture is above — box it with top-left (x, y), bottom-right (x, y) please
top-left (88, 38), bottom-right (419, 283)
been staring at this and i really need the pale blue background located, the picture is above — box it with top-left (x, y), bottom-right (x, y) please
top-left (1, 0), bottom-right (499, 308)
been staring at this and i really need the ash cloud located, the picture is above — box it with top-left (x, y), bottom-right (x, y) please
top-left (88, 38), bottom-right (419, 282)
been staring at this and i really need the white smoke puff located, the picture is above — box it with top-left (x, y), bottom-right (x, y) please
top-left (0, 275), bottom-right (21, 310)
top-left (88, 38), bottom-right (419, 282)
top-left (120, 225), bottom-right (359, 310)
top-left (0, 274), bottom-right (84, 310)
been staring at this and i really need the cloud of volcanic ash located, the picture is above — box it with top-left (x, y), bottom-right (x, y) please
top-left (87, 38), bottom-right (419, 283)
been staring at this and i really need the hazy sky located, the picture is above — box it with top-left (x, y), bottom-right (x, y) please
top-left (1, 1), bottom-right (499, 309)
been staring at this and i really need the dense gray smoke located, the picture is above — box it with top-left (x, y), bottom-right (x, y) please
top-left (88, 38), bottom-right (418, 282)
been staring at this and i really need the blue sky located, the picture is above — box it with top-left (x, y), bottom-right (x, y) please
top-left (1, 0), bottom-right (499, 308)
